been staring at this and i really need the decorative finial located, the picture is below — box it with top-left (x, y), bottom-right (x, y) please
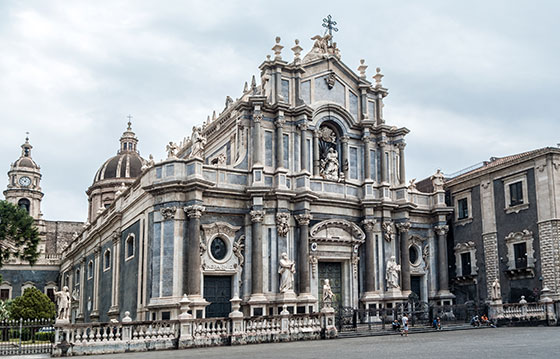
top-left (243, 81), bottom-right (248, 93)
top-left (212, 110), bottom-right (216, 121)
top-left (126, 115), bottom-right (133, 131)
top-left (373, 67), bottom-right (384, 88)
top-left (322, 15), bottom-right (338, 46)
top-left (291, 39), bottom-right (303, 63)
top-left (25, 131), bottom-right (30, 142)
top-left (357, 59), bottom-right (368, 79)
top-left (272, 36), bottom-right (283, 60)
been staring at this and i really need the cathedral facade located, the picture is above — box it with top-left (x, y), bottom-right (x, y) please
top-left (3, 34), bottom-right (456, 323)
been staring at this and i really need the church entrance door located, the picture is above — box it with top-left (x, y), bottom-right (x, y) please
top-left (411, 275), bottom-right (422, 301)
top-left (318, 262), bottom-right (342, 309)
top-left (204, 275), bottom-right (232, 318)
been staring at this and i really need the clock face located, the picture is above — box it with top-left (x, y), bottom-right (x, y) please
top-left (19, 176), bottom-right (31, 187)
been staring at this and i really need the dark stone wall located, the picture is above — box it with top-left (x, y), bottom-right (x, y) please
top-left (119, 220), bottom-right (140, 320)
top-left (0, 269), bottom-right (59, 298)
top-left (494, 168), bottom-right (540, 303)
top-left (84, 252), bottom-right (95, 322)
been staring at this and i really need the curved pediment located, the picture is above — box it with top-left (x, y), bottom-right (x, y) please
top-left (310, 219), bottom-right (365, 244)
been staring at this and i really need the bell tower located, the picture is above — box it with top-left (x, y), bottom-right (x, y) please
top-left (3, 136), bottom-right (44, 220)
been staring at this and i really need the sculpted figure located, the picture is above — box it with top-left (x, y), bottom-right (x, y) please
top-left (386, 256), bottom-right (401, 289)
top-left (320, 148), bottom-right (339, 181)
top-left (54, 286), bottom-right (71, 321)
top-left (278, 252), bottom-right (295, 293)
top-left (166, 141), bottom-right (178, 158)
top-left (189, 126), bottom-right (207, 159)
top-left (430, 169), bottom-right (445, 192)
top-left (322, 279), bottom-right (335, 307)
top-left (491, 278), bottom-right (501, 300)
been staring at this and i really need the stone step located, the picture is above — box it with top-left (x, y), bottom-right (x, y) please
top-left (337, 324), bottom-right (490, 339)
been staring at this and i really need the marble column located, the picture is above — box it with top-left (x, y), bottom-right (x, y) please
top-left (313, 129), bottom-right (320, 176)
top-left (299, 122), bottom-right (308, 172)
top-left (253, 112), bottom-right (263, 165)
top-left (397, 222), bottom-right (411, 293)
top-left (90, 247), bottom-right (101, 321)
top-left (77, 259), bottom-right (85, 321)
top-left (185, 205), bottom-right (205, 297)
top-left (362, 219), bottom-right (376, 293)
top-left (363, 136), bottom-right (371, 180)
top-left (379, 140), bottom-right (387, 183)
top-left (275, 117), bottom-right (285, 169)
top-left (250, 210), bottom-right (265, 295)
top-left (341, 136), bottom-right (349, 179)
top-left (295, 213), bottom-right (312, 295)
top-left (108, 232), bottom-right (120, 317)
top-left (398, 142), bottom-right (406, 186)
top-left (435, 225), bottom-right (450, 292)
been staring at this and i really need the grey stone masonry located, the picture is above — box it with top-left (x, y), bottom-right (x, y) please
top-left (538, 220), bottom-right (560, 293)
top-left (483, 232), bottom-right (499, 299)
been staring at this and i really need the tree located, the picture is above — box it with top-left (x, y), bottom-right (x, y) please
top-left (0, 200), bottom-right (40, 268)
top-left (10, 287), bottom-right (55, 320)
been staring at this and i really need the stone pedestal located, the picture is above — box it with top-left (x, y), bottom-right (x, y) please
top-left (248, 293), bottom-right (267, 317)
top-left (188, 295), bottom-right (209, 319)
top-left (277, 291), bottom-right (297, 314)
top-left (488, 298), bottom-right (503, 320)
top-left (320, 306), bottom-right (338, 338)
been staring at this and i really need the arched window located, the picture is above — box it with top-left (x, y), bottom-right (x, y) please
top-left (125, 234), bottom-right (135, 260)
top-left (104, 249), bottom-right (111, 271)
top-left (317, 121), bottom-right (343, 180)
top-left (18, 198), bottom-right (30, 213)
top-left (87, 260), bottom-right (94, 280)
top-left (75, 268), bottom-right (80, 285)
top-left (21, 282), bottom-right (35, 295)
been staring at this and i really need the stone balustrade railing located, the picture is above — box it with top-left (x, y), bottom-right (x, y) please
top-left (53, 310), bottom-right (335, 356)
top-left (489, 296), bottom-right (556, 325)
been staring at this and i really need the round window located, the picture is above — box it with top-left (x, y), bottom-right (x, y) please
top-left (210, 237), bottom-right (228, 260)
top-left (409, 246), bottom-right (419, 265)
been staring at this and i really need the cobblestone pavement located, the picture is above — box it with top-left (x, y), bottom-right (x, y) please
top-left (69, 327), bottom-right (560, 359)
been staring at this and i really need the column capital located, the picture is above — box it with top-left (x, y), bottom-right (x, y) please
top-left (362, 135), bottom-right (371, 143)
top-left (313, 128), bottom-right (320, 137)
top-left (275, 213), bottom-right (290, 237)
top-left (435, 225), bottom-right (449, 236)
top-left (160, 206), bottom-right (177, 220)
top-left (250, 209), bottom-right (265, 223)
top-left (297, 122), bottom-right (308, 131)
top-left (253, 113), bottom-right (263, 123)
top-left (382, 221), bottom-right (394, 242)
top-left (93, 246), bottom-right (101, 256)
top-left (396, 221), bottom-right (411, 233)
top-left (295, 213), bottom-right (312, 226)
top-left (184, 205), bottom-right (205, 219)
top-left (111, 231), bottom-right (120, 245)
top-left (397, 142), bottom-right (406, 150)
top-left (341, 136), bottom-right (349, 144)
top-left (362, 219), bottom-right (376, 232)
top-left (275, 117), bottom-right (286, 128)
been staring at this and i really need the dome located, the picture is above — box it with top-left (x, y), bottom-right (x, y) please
top-left (15, 156), bottom-right (39, 169)
top-left (11, 137), bottom-right (40, 170)
top-left (93, 153), bottom-right (145, 182)
top-left (91, 120), bottom-right (145, 185)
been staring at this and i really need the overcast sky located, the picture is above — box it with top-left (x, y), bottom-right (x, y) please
top-left (1, 0), bottom-right (558, 222)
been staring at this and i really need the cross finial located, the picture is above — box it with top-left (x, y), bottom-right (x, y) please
top-left (322, 15), bottom-right (338, 42)
top-left (25, 131), bottom-right (30, 141)
top-left (127, 115), bottom-right (133, 130)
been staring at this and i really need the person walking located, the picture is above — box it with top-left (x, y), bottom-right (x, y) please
top-left (401, 313), bottom-right (409, 337)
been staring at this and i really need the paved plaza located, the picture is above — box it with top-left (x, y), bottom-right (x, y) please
top-left (21, 327), bottom-right (553, 359)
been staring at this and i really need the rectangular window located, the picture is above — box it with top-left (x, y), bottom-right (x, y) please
top-left (281, 79), bottom-right (290, 103)
top-left (350, 147), bottom-right (358, 179)
top-left (0, 289), bottom-right (10, 301)
top-left (461, 253), bottom-right (472, 276)
top-left (283, 134), bottom-right (289, 169)
top-left (265, 131), bottom-right (273, 167)
top-left (458, 198), bottom-right (469, 219)
top-left (370, 149), bottom-right (376, 180)
top-left (509, 181), bottom-right (523, 206)
top-left (46, 288), bottom-right (55, 302)
top-left (514, 242), bottom-right (528, 268)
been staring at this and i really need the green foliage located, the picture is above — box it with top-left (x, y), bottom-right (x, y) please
top-left (0, 299), bottom-right (12, 320)
top-left (35, 331), bottom-right (55, 342)
top-left (10, 287), bottom-right (55, 320)
top-left (0, 200), bottom-right (40, 268)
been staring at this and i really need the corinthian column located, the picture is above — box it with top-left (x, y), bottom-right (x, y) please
top-left (299, 122), bottom-right (308, 172)
top-left (363, 136), bottom-right (371, 180)
top-left (295, 213), bottom-right (312, 296)
top-left (341, 136), bottom-right (349, 179)
top-left (397, 222), bottom-right (411, 293)
top-left (379, 140), bottom-right (387, 183)
top-left (184, 205), bottom-right (205, 297)
top-left (397, 142), bottom-right (406, 186)
top-left (313, 129), bottom-right (320, 176)
top-left (250, 210), bottom-right (265, 295)
top-left (253, 112), bottom-right (263, 166)
top-left (362, 219), bottom-right (376, 293)
top-left (90, 247), bottom-right (101, 321)
top-left (275, 116), bottom-right (285, 169)
top-left (435, 225), bottom-right (450, 293)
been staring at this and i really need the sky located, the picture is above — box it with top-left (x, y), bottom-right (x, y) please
top-left (1, 0), bottom-right (558, 222)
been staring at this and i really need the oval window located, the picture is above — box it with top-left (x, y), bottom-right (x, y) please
top-left (409, 246), bottom-right (419, 264)
top-left (210, 237), bottom-right (228, 260)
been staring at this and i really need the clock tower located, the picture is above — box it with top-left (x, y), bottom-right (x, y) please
top-left (3, 136), bottom-right (44, 220)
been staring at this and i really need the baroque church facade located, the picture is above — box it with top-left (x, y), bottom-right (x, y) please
top-left (3, 34), bottom-right (457, 322)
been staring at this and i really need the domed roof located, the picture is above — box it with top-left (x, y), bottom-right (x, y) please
top-left (11, 136), bottom-right (40, 170)
top-left (91, 121), bottom-right (145, 185)
top-left (15, 156), bottom-right (39, 169)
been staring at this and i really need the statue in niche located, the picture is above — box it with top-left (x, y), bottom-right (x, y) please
top-left (430, 169), bottom-right (445, 192)
top-left (189, 126), bottom-right (207, 159)
top-left (322, 279), bottom-right (335, 307)
top-left (386, 256), bottom-right (401, 289)
top-left (320, 148), bottom-right (340, 181)
top-left (318, 125), bottom-right (340, 181)
top-left (491, 278), bottom-right (501, 300)
top-left (278, 252), bottom-right (296, 293)
top-left (54, 286), bottom-right (71, 321)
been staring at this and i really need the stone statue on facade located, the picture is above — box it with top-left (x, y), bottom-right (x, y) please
top-left (54, 286), bottom-right (71, 322)
top-left (303, 34), bottom-right (341, 62)
top-left (430, 169), bottom-right (445, 192)
top-left (278, 252), bottom-right (296, 293)
top-left (408, 178), bottom-right (417, 192)
top-left (386, 256), bottom-right (401, 289)
top-left (491, 278), bottom-right (501, 300)
top-left (189, 126), bottom-right (207, 159)
top-left (322, 279), bottom-right (335, 307)
top-left (166, 141), bottom-right (178, 159)
top-left (320, 148), bottom-right (339, 181)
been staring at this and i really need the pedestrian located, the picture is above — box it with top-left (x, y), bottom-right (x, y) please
top-left (436, 316), bottom-right (442, 330)
top-left (401, 313), bottom-right (409, 337)
top-left (392, 319), bottom-right (401, 332)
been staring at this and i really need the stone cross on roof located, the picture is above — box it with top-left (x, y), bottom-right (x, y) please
top-left (322, 15), bottom-right (338, 44)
